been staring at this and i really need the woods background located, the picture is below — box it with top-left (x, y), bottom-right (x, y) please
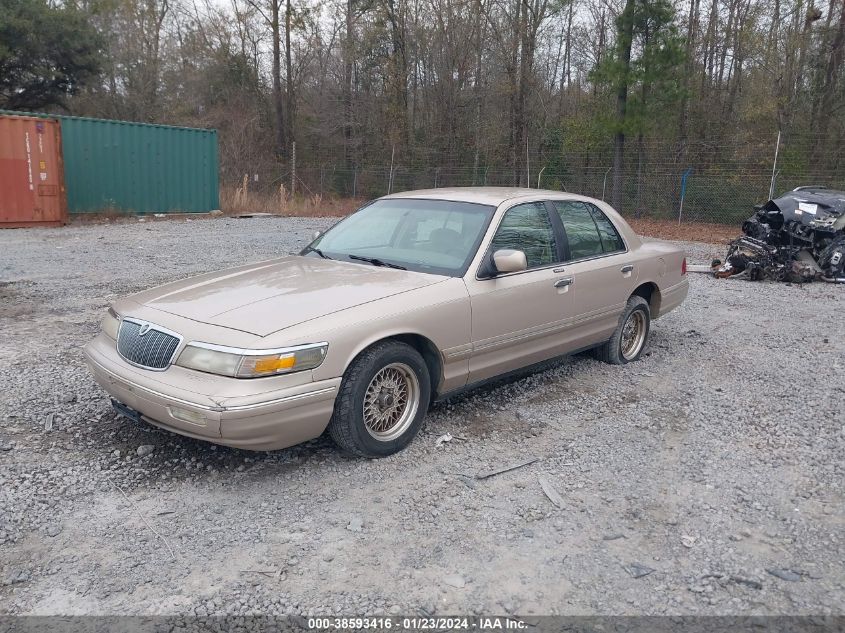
top-left (2, 0), bottom-right (844, 222)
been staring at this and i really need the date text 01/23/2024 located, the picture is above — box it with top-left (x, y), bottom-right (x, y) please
top-left (307, 617), bottom-right (528, 630)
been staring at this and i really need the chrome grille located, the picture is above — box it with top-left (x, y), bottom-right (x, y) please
top-left (116, 319), bottom-right (181, 370)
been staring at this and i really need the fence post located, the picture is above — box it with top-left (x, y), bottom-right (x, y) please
top-left (678, 167), bottom-right (692, 225)
top-left (434, 168), bottom-right (439, 188)
top-left (537, 166), bottom-right (546, 189)
top-left (601, 167), bottom-right (612, 200)
top-left (290, 142), bottom-right (296, 198)
top-left (769, 131), bottom-right (781, 200)
top-left (387, 144), bottom-right (395, 194)
top-left (353, 168), bottom-right (358, 198)
top-left (525, 134), bottom-right (530, 188)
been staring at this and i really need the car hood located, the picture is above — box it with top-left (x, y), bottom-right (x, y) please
top-left (127, 256), bottom-right (445, 337)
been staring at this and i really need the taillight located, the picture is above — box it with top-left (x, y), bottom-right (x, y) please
top-left (681, 257), bottom-right (687, 275)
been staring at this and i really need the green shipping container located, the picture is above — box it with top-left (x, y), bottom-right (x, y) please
top-left (1, 111), bottom-right (219, 214)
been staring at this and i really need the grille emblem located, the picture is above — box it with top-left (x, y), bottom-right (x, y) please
top-left (138, 323), bottom-right (151, 336)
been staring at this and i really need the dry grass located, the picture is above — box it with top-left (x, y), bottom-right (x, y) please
top-left (626, 217), bottom-right (739, 244)
top-left (69, 210), bottom-right (218, 225)
top-left (220, 184), bottom-right (361, 217)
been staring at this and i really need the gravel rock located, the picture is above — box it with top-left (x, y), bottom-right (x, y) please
top-left (4, 570), bottom-right (31, 586)
top-left (766, 568), bottom-right (802, 582)
top-left (624, 563), bottom-right (656, 579)
top-left (346, 517), bottom-right (364, 532)
top-left (443, 574), bottom-right (467, 588)
top-left (136, 445), bottom-right (155, 457)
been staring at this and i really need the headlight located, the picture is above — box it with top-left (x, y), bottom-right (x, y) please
top-left (175, 342), bottom-right (328, 378)
top-left (101, 307), bottom-right (121, 340)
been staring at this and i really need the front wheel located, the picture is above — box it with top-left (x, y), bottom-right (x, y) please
top-left (594, 295), bottom-right (651, 365)
top-left (328, 341), bottom-right (431, 457)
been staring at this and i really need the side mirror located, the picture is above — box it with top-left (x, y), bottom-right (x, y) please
top-left (311, 230), bottom-right (322, 240)
top-left (492, 249), bottom-right (528, 274)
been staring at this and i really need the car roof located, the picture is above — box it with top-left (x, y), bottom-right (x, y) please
top-left (382, 187), bottom-right (586, 206)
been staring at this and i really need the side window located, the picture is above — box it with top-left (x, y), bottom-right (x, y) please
top-left (489, 202), bottom-right (557, 269)
top-left (588, 204), bottom-right (625, 253)
top-left (553, 201), bottom-right (603, 260)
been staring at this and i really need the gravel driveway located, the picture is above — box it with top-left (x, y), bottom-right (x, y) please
top-left (0, 216), bottom-right (843, 616)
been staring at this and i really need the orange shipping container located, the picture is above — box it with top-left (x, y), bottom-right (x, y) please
top-left (0, 114), bottom-right (67, 227)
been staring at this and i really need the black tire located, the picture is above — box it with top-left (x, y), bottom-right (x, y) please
top-left (594, 295), bottom-right (651, 365)
top-left (328, 340), bottom-right (431, 457)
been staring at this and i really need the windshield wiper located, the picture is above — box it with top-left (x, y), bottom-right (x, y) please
top-left (303, 246), bottom-right (332, 259)
top-left (348, 255), bottom-right (407, 270)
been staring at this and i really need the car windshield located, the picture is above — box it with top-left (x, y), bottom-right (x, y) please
top-left (303, 198), bottom-right (496, 276)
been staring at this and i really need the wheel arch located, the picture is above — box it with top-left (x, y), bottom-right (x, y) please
top-left (344, 332), bottom-right (443, 399)
top-left (632, 281), bottom-right (661, 317)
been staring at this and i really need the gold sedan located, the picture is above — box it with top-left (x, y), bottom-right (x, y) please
top-left (84, 188), bottom-right (688, 456)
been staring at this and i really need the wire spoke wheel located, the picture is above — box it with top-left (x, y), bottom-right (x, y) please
top-left (362, 362), bottom-right (420, 442)
top-left (620, 310), bottom-right (647, 360)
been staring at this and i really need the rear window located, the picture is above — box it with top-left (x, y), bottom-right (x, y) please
top-left (589, 205), bottom-right (625, 253)
top-left (553, 201), bottom-right (625, 260)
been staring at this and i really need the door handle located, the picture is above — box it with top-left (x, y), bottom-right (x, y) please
top-left (621, 264), bottom-right (634, 273)
top-left (554, 277), bottom-right (573, 288)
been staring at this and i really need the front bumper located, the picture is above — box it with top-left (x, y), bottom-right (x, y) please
top-left (83, 333), bottom-right (340, 451)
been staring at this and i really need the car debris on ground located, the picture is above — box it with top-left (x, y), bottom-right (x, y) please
top-left (537, 474), bottom-right (565, 508)
top-left (474, 457), bottom-right (540, 480)
top-left (711, 187), bottom-right (845, 283)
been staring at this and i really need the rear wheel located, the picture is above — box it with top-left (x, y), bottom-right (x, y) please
top-left (328, 341), bottom-right (430, 457)
top-left (594, 295), bottom-right (651, 364)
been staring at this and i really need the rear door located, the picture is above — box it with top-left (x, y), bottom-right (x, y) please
top-left (548, 200), bottom-right (636, 345)
top-left (465, 201), bottom-right (580, 383)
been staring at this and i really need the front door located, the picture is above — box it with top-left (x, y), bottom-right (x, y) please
top-left (465, 201), bottom-right (579, 383)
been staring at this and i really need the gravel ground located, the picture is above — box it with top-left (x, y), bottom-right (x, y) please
top-left (0, 216), bottom-right (843, 617)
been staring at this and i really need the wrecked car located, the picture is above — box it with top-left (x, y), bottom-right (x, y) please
top-left (715, 186), bottom-right (845, 283)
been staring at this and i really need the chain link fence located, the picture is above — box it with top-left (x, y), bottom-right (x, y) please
top-left (257, 166), bottom-right (837, 225)
top-left (224, 138), bottom-right (843, 226)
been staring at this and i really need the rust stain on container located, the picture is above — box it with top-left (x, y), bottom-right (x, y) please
top-left (0, 114), bottom-right (68, 228)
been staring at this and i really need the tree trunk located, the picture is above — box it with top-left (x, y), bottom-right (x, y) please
top-left (271, 0), bottom-right (286, 158)
top-left (812, 0), bottom-right (839, 118)
top-left (795, 0), bottom-right (817, 95)
top-left (507, 0), bottom-right (522, 184)
top-left (343, 0), bottom-right (355, 168)
top-left (611, 0), bottom-right (635, 212)
top-left (814, 0), bottom-right (845, 162)
top-left (678, 0), bottom-right (699, 150)
top-left (635, 132), bottom-right (644, 217)
top-left (284, 0), bottom-right (294, 157)
top-left (472, 0), bottom-right (486, 185)
top-left (564, 0), bottom-right (573, 87)
top-left (701, 0), bottom-right (718, 91)
top-left (385, 0), bottom-right (410, 149)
